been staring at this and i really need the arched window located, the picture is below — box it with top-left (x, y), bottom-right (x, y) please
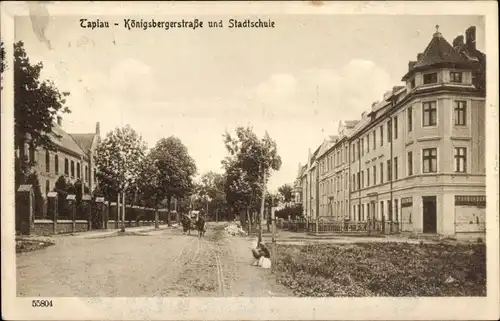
top-left (64, 158), bottom-right (69, 175)
top-left (54, 155), bottom-right (59, 174)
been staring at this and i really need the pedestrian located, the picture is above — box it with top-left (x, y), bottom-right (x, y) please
top-left (251, 242), bottom-right (270, 266)
top-left (196, 214), bottom-right (206, 238)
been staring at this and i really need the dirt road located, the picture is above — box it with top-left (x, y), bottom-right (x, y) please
top-left (16, 224), bottom-right (291, 297)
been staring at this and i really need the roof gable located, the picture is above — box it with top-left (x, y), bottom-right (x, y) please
top-left (69, 133), bottom-right (98, 154)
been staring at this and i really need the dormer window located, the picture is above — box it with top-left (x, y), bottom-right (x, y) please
top-left (450, 71), bottom-right (463, 83)
top-left (410, 78), bottom-right (416, 89)
top-left (423, 72), bottom-right (438, 84)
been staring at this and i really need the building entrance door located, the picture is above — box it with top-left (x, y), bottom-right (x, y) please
top-left (422, 196), bottom-right (437, 233)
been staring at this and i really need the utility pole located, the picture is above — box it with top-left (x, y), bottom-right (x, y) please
top-left (271, 196), bottom-right (277, 273)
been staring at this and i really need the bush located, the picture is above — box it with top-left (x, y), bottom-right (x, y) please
top-left (275, 204), bottom-right (303, 220)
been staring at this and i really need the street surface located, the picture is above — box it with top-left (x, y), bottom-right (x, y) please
top-left (16, 223), bottom-right (292, 297)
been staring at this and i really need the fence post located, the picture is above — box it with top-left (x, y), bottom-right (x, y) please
top-left (47, 191), bottom-right (58, 234)
top-left (16, 185), bottom-right (34, 235)
top-left (109, 202), bottom-right (117, 229)
top-left (95, 197), bottom-right (105, 230)
top-left (82, 194), bottom-right (92, 230)
top-left (154, 208), bottom-right (159, 229)
top-left (66, 194), bottom-right (76, 233)
top-left (103, 201), bottom-right (109, 229)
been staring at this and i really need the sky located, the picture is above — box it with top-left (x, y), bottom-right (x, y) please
top-left (14, 14), bottom-right (485, 191)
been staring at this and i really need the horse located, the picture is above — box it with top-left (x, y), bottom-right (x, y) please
top-left (196, 216), bottom-right (206, 238)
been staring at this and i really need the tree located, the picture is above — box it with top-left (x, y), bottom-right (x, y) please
top-left (222, 126), bottom-right (282, 240)
top-left (94, 125), bottom-right (147, 230)
top-left (148, 136), bottom-right (197, 220)
top-left (135, 152), bottom-right (163, 208)
top-left (278, 183), bottom-right (294, 207)
top-left (13, 41), bottom-right (70, 159)
top-left (198, 171), bottom-right (226, 221)
top-left (1, 40), bottom-right (5, 89)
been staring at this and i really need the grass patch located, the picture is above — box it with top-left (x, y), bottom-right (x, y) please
top-left (275, 242), bottom-right (486, 297)
top-left (16, 239), bottom-right (55, 253)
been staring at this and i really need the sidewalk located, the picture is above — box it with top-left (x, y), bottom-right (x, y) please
top-left (66, 224), bottom-right (172, 239)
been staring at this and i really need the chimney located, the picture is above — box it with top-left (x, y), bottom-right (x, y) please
top-left (417, 53), bottom-right (423, 61)
top-left (56, 116), bottom-right (62, 126)
top-left (453, 35), bottom-right (465, 48)
top-left (95, 122), bottom-right (100, 135)
top-left (408, 61), bottom-right (416, 71)
top-left (465, 26), bottom-right (476, 50)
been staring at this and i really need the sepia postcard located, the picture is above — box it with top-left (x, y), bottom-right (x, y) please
top-left (1, 1), bottom-right (499, 320)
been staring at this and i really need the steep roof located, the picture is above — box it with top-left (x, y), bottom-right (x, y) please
top-left (403, 27), bottom-right (470, 80)
top-left (69, 133), bottom-right (97, 153)
top-left (50, 124), bottom-right (87, 156)
top-left (344, 120), bottom-right (359, 128)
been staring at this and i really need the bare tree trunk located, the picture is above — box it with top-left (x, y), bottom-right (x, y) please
top-left (117, 192), bottom-right (122, 231)
top-left (121, 191), bottom-right (126, 232)
top-left (258, 171), bottom-right (267, 244)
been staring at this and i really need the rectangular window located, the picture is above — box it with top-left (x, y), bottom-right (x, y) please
top-left (357, 173), bottom-right (360, 190)
top-left (380, 126), bottom-right (384, 146)
top-left (373, 165), bottom-right (376, 185)
top-left (410, 78), bottom-right (415, 89)
top-left (450, 71), bottom-right (463, 83)
top-left (387, 159), bottom-right (392, 181)
top-left (361, 171), bottom-right (364, 189)
top-left (387, 120), bottom-right (392, 143)
top-left (361, 139), bottom-right (364, 156)
top-left (367, 135), bottom-right (370, 152)
top-left (380, 163), bottom-right (384, 184)
top-left (454, 101), bottom-right (467, 126)
top-left (55, 155), bottom-right (59, 175)
top-left (351, 144), bottom-right (355, 163)
top-left (387, 200), bottom-right (392, 221)
top-left (454, 147), bottom-right (467, 173)
top-left (394, 157), bottom-right (398, 180)
top-left (45, 150), bottom-right (50, 173)
top-left (45, 180), bottom-right (50, 196)
top-left (422, 148), bottom-right (438, 173)
top-left (71, 160), bottom-right (75, 177)
top-left (407, 151), bottom-right (413, 176)
top-left (352, 174), bottom-right (356, 191)
top-left (373, 131), bottom-right (376, 150)
top-left (367, 168), bottom-right (370, 187)
top-left (423, 72), bottom-right (438, 84)
top-left (380, 201), bottom-right (385, 220)
top-left (357, 141), bottom-right (360, 159)
top-left (423, 101), bottom-right (437, 127)
top-left (393, 116), bottom-right (398, 140)
top-left (407, 106), bottom-right (413, 132)
top-left (394, 200), bottom-right (399, 222)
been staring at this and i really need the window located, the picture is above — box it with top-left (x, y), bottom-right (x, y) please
top-left (380, 201), bottom-right (385, 220)
top-left (361, 171), bottom-right (364, 189)
top-left (64, 158), bottom-right (69, 175)
top-left (380, 126), bottom-right (384, 146)
top-left (54, 155), bottom-right (59, 174)
top-left (352, 174), bottom-right (356, 191)
top-left (387, 200), bottom-right (392, 221)
top-left (407, 106), bottom-right (413, 132)
top-left (351, 144), bottom-right (355, 163)
top-left (423, 101), bottom-right (437, 127)
top-left (450, 71), bottom-right (463, 83)
top-left (422, 148), bottom-right (437, 173)
top-left (361, 139), bottom-right (364, 156)
top-left (393, 116), bottom-right (398, 140)
top-left (454, 101), bottom-right (467, 126)
top-left (387, 120), bottom-right (392, 142)
top-left (357, 141), bottom-right (360, 159)
top-left (380, 163), bottom-right (384, 184)
top-left (93, 168), bottom-right (97, 182)
top-left (356, 173), bottom-right (360, 190)
top-left (394, 157), bottom-right (398, 180)
top-left (454, 147), bottom-right (467, 173)
top-left (373, 165), bottom-right (376, 185)
top-left (71, 160), bottom-right (75, 177)
top-left (85, 166), bottom-right (89, 182)
top-left (407, 151), bottom-right (413, 176)
top-left (367, 168), bottom-right (370, 187)
top-left (45, 150), bottom-right (50, 173)
top-left (367, 135), bottom-right (370, 152)
top-left (410, 78), bottom-right (416, 89)
top-left (45, 180), bottom-right (50, 196)
top-left (423, 72), bottom-right (438, 84)
top-left (387, 159), bottom-right (392, 181)
top-left (77, 163), bottom-right (81, 179)
top-left (394, 200), bottom-right (399, 222)
top-left (373, 131), bottom-right (376, 150)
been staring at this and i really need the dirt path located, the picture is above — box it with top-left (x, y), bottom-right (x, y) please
top-left (16, 224), bottom-right (292, 297)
